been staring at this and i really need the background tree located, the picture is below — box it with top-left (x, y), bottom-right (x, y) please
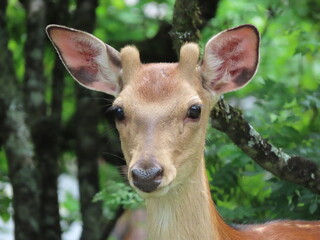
top-left (0, 0), bottom-right (319, 239)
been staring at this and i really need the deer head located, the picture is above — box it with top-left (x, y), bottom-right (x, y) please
top-left (46, 24), bottom-right (259, 198)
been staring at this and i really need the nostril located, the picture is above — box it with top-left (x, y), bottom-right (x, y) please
top-left (131, 166), bottom-right (163, 193)
top-left (132, 167), bottom-right (163, 181)
top-left (153, 167), bottom-right (163, 180)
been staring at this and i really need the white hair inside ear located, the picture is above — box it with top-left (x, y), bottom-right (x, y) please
top-left (200, 24), bottom-right (260, 94)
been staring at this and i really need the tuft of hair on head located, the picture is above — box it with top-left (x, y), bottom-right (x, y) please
top-left (120, 46), bottom-right (142, 85)
top-left (178, 43), bottom-right (200, 73)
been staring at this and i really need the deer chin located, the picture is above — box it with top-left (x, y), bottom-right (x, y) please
top-left (134, 184), bottom-right (171, 199)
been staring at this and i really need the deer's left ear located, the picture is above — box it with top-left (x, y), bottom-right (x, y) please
top-left (200, 24), bottom-right (260, 94)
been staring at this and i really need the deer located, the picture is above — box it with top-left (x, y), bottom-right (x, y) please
top-left (46, 24), bottom-right (320, 240)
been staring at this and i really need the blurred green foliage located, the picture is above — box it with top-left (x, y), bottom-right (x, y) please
top-left (94, 162), bottom-right (143, 220)
top-left (1, 0), bottom-right (319, 235)
top-left (95, 0), bottom-right (174, 43)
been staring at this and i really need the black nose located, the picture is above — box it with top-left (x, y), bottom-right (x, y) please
top-left (131, 164), bottom-right (163, 193)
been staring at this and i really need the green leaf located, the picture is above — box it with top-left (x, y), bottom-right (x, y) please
top-left (309, 202), bottom-right (318, 214)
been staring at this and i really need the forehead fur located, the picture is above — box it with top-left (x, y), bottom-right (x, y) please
top-left (131, 63), bottom-right (181, 102)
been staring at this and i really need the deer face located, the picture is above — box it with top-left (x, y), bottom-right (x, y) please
top-left (113, 60), bottom-right (215, 196)
top-left (46, 24), bottom-right (259, 197)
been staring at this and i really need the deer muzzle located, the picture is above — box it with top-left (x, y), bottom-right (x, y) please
top-left (131, 159), bottom-right (163, 193)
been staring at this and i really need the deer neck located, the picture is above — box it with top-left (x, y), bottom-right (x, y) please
top-left (145, 157), bottom-right (241, 240)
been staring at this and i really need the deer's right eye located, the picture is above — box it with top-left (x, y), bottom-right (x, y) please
top-left (109, 106), bottom-right (125, 121)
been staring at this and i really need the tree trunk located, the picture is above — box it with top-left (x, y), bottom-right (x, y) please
top-left (0, 1), bottom-right (41, 239)
top-left (72, 1), bottom-right (105, 239)
top-left (23, 0), bottom-right (62, 238)
top-left (170, 0), bottom-right (201, 54)
top-left (170, 0), bottom-right (219, 53)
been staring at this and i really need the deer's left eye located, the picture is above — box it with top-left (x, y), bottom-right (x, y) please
top-left (187, 105), bottom-right (201, 120)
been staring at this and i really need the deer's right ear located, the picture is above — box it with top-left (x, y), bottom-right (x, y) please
top-left (46, 25), bottom-right (121, 96)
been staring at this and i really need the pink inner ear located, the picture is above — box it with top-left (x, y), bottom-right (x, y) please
top-left (50, 29), bottom-right (101, 76)
top-left (208, 27), bottom-right (259, 93)
top-left (213, 38), bottom-right (247, 79)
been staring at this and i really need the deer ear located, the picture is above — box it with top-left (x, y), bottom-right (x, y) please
top-left (200, 24), bottom-right (260, 94)
top-left (46, 25), bottom-right (121, 96)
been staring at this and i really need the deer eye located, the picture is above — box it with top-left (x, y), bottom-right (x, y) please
top-left (187, 104), bottom-right (201, 120)
top-left (109, 106), bottom-right (125, 121)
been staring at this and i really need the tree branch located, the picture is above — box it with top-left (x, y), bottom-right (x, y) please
top-left (211, 99), bottom-right (320, 194)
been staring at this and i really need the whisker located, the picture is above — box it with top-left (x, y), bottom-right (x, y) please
top-left (120, 165), bottom-right (129, 176)
top-left (102, 152), bottom-right (125, 161)
top-left (104, 105), bottom-right (117, 114)
top-left (101, 129), bottom-right (118, 140)
top-left (80, 96), bottom-right (114, 104)
top-left (107, 164), bottom-right (129, 181)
